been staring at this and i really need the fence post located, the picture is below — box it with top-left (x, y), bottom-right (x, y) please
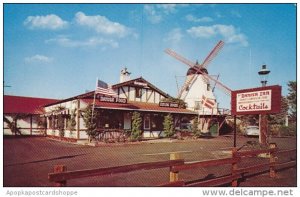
top-left (53, 165), bottom-right (67, 186)
top-left (169, 152), bottom-right (180, 182)
top-left (269, 143), bottom-right (277, 178)
top-left (231, 148), bottom-right (238, 187)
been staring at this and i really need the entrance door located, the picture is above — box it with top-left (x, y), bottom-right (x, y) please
top-left (144, 114), bottom-right (150, 130)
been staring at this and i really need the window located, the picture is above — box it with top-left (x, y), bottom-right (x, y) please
top-left (194, 101), bottom-right (201, 110)
top-left (136, 87), bottom-right (142, 98)
top-left (151, 114), bottom-right (163, 130)
top-left (207, 84), bottom-right (211, 91)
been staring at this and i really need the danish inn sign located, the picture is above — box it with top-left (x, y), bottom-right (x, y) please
top-left (231, 85), bottom-right (281, 115)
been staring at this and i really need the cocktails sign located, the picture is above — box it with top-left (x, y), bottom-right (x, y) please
top-left (231, 85), bottom-right (281, 115)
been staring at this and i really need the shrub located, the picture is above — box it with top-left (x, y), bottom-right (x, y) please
top-left (83, 105), bottom-right (99, 142)
top-left (131, 112), bottom-right (142, 141)
top-left (163, 114), bottom-right (175, 138)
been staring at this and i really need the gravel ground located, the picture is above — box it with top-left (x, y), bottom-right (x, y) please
top-left (3, 135), bottom-right (296, 187)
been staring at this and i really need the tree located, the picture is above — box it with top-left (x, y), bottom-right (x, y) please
top-left (268, 96), bottom-right (289, 136)
top-left (83, 105), bottom-right (99, 142)
top-left (131, 111), bottom-right (142, 141)
top-left (287, 81), bottom-right (296, 123)
top-left (163, 114), bottom-right (175, 138)
top-left (268, 96), bottom-right (289, 125)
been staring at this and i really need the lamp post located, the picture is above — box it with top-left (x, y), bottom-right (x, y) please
top-left (258, 64), bottom-right (270, 87)
top-left (258, 64), bottom-right (270, 146)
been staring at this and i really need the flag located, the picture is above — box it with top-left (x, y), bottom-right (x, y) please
top-left (201, 95), bottom-right (215, 109)
top-left (95, 80), bottom-right (117, 97)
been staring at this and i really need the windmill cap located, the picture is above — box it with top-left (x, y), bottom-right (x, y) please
top-left (187, 65), bottom-right (208, 76)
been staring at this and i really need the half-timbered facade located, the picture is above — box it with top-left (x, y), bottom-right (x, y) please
top-left (43, 73), bottom-right (196, 140)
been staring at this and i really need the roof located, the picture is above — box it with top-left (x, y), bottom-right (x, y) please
top-left (82, 99), bottom-right (196, 115)
top-left (112, 77), bottom-right (170, 98)
top-left (4, 95), bottom-right (60, 114)
top-left (44, 77), bottom-right (171, 107)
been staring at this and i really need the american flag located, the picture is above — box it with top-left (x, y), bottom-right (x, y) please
top-left (201, 95), bottom-right (215, 109)
top-left (95, 80), bottom-right (117, 97)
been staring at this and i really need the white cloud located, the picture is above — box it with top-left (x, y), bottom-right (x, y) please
top-left (143, 5), bottom-right (163, 24)
top-left (187, 24), bottom-right (248, 46)
top-left (164, 28), bottom-right (183, 43)
top-left (24, 55), bottom-right (53, 63)
top-left (144, 4), bottom-right (188, 24)
top-left (186, 14), bottom-right (213, 23)
top-left (24, 14), bottom-right (68, 30)
top-left (74, 12), bottom-right (132, 38)
top-left (157, 4), bottom-right (177, 14)
top-left (45, 36), bottom-right (119, 49)
top-left (187, 26), bottom-right (217, 38)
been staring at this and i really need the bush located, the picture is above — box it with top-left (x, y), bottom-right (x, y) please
top-left (279, 125), bottom-right (290, 136)
top-left (131, 112), bottom-right (142, 141)
top-left (163, 114), bottom-right (175, 138)
top-left (288, 122), bottom-right (296, 136)
top-left (83, 105), bottom-right (99, 142)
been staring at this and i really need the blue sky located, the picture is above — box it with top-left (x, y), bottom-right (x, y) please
top-left (4, 3), bottom-right (296, 108)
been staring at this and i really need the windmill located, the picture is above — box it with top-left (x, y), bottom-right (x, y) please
top-left (165, 40), bottom-right (232, 115)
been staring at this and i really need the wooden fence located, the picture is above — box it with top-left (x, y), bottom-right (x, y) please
top-left (48, 143), bottom-right (296, 187)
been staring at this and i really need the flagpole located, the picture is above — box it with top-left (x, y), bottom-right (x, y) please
top-left (91, 77), bottom-right (98, 124)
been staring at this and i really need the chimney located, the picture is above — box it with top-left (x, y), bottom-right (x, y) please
top-left (120, 67), bottom-right (131, 83)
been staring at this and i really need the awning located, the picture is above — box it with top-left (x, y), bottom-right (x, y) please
top-left (81, 99), bottom-right (197, 115)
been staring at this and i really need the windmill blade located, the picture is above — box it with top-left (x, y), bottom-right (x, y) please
top-left (202, 73), bottom-right (231, 96)
top-left (177, 74), bottom-right (197, 98)
top-left (184, 62), bottom-right (232, 96)
top-left (201, 40), bottom-right (224, 69)
top-left (165, 46), bottom-right (231, 96)
top-left (165, 48), bottom-right (195, 68)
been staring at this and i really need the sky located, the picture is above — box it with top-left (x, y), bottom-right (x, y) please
top-left (3, 3), bottom-right (296, 108)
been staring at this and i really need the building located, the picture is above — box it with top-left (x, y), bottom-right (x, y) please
top-left (179, 65), bottom-right (230, 135)
top-left (43, 69), bottom-right (197, 140)
top-left (4, 95), bottom-right (59, 135)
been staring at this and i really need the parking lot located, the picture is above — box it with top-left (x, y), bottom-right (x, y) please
top-left (3, 135), bottom-right (296, 187)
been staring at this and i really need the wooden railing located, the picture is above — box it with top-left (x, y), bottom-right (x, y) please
top-left (48, 158), bottom-right (184, 186)
top-left (48, 144), bottom-right (296, 187)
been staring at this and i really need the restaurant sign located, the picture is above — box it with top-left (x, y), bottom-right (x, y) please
top-left (99, 96), bottom-right (127, 104)
top-left (159, 102), bottom-right (179, 108)
top-left (231, 85), bottom-right (281, 115)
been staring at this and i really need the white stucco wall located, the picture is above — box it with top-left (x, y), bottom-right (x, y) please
top-left (4, 114), bottom-right (45, 135)
top-left (181, 74), bottom-right (218, 115)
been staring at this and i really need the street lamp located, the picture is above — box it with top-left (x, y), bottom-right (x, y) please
top-left (258, 64), bottom-right (271, 146)
top-left (258, 64), bottom-right (270, 87)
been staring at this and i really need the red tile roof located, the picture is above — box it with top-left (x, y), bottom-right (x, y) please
top-left (4, 95), bottom-right (60, 114)
top-left (82, 99), bottom-right (196, 115)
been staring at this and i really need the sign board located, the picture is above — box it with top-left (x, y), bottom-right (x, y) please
top-left (134, 81), bottom-right (148, 87)
top-left (159, 102), bottom-right (179, 108)
top-left (231, 85), bottom-right (281, 115)
top-left (98, 96), bottom-right (127, 104)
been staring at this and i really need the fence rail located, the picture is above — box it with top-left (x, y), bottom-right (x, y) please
top-left (48, 144), bottom-right (296, 187)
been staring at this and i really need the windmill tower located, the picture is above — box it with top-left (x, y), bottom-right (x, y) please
top-left (165, 41), bottom-right (232, 134)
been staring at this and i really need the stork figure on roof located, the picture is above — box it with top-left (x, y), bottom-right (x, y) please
top-left (165, 40), bottom-right (232, 135)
